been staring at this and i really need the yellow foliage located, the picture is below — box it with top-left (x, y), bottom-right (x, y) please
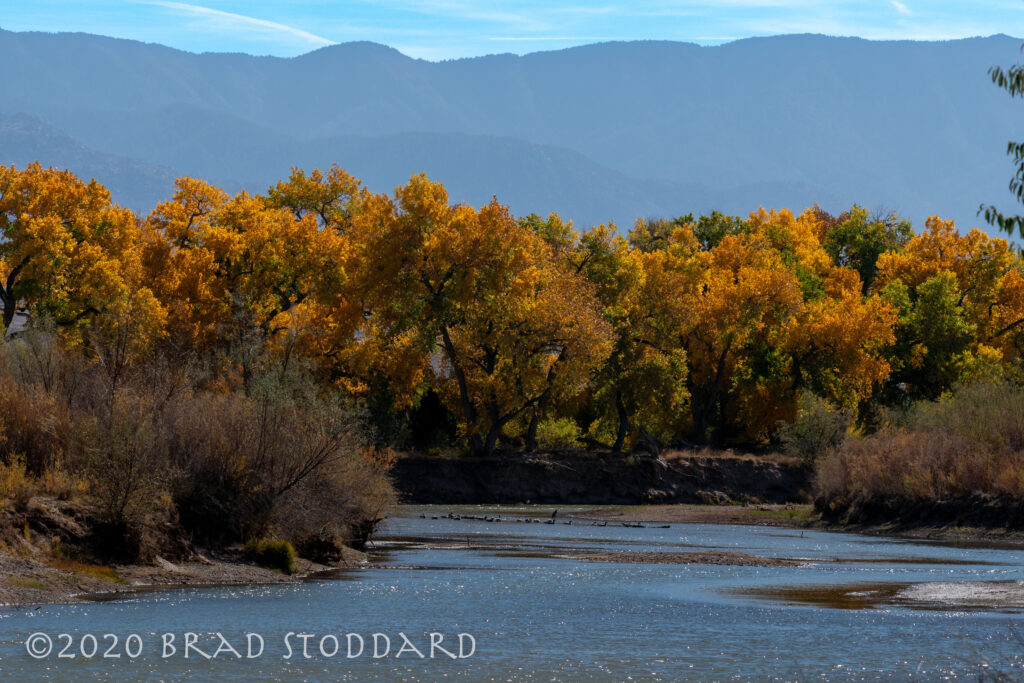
top-left (748, 206), bottom-right (833, 275)
top-left (353, 175), bottom-right (612, 454)
top-left (876, 217), bottom-right (1024, 365)
top-left (787, 268), bottom-right (898, 408)
top-left (143, 177), bottom-right (353, 354)
top-left (0, 163), bottom-right (162, 354)
top-left (5, 160), bottom-right (1019, 452)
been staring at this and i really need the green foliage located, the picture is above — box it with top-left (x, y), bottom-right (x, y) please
top-left (518, 212), bottom-right (577, 257)
top-left (881, 273), bottom-right (976, 401)
top-left (793, 263), bottom-right (825, 301)
top-left (692, 211), bottom-right (748, 251)
top-left (626, 211), bottom-right (748, 254)
top-left (981, 51), bottom-right (1024, 238)
top-left (777, 393), bottom-right (853, 463)
top-left (245, 538), bottom-right (298, 575)
top-left (823, 207), bottom-right (913, 292)
top-left (627, 216), bottom-right (687, 252)
top-left (534, 417), bottom-right (582, 451)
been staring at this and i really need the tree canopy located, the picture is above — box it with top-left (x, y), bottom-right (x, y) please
top-left (3, 162), bottom-right (1022, 455)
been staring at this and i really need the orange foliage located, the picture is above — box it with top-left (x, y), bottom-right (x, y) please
top-left (5, 162), bottom-right (1022, 452)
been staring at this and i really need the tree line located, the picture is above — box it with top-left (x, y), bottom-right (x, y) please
top-left (2, 163), bottom-right (1022, 458)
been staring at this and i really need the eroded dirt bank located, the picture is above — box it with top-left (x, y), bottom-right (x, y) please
top-left (392, 450), bottom-right (813, 505)
top-left (0, 496), bottom-right (368, 608)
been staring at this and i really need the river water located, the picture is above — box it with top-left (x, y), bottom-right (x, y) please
top-left (2, 505), bottom-right (1024, 681)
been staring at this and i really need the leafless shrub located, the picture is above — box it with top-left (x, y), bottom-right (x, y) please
top-left (0, 328), bottom-right (393, 563)
top-left (816, 381), bottom-right (1024, 503)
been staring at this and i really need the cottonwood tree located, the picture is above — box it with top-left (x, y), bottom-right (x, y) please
top-left (786, 267), bottom-right (897, 410)
top-left (682, 230), bottom-right (803, 444)
top-left (355, 175), bottom-right (611, 456)
top-left (874, 218), bottom-right (1024, 398)
top-left (140, 178), bottom-right (359, 401)
top-left (579, 224), bottom-right (691, 453)
top-left (0, 163), bottom-right (157, 338)
top-left (265, 165), bottom-right (366, 232)
top-left (142, 178), bottom-right (351, 379)
top-left (820, 206), bottom-right (913, 293)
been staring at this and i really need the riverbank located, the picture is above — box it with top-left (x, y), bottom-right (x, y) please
top-left (391, 450), bottom-right (812, 505)
top-left (0, 494), bottom-right (371, 608)
top-left (573, 503), bottom-right (817, 527)
top-left (574, 504), bottom-right (1024, 547)
top-left (0, 545), bottom-right (367, 607)
top-left (392, 448), bottom-right (1024, 544)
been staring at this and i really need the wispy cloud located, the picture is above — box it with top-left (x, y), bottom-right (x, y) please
top-left (139, 1), bottom-right (336, 47)
top-left (487, 35), bottom-right (612, 41)
top-left (889, 0), bottom-right (912, 16)
top-left (548, 5), bottom-right (620, 16)
top-left (357, 0), bottom-right (550, 30)
top-left (10, 0), bottom-right (1022, 60)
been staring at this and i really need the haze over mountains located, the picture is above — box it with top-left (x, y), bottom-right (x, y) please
top-left (0, 28), bottom-right (1020, 232)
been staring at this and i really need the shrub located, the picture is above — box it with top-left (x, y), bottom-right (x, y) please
top-left (79, 391), bottom-right (172, 528)
top-left (170, 367), bottom-right (392, 549)
top-left (0, 375), bottom-right (66, 475)
top-left (245, 538), bottom-right (297, 574)
top-left (37, 464), bottom-right (87, 501)
top-left (534, 417), bottom-right (582, 451)
top-left (815, 380), bottom-right (1024, 505)
top-left (777, 393), bottom-right (853, 463)
top-left (0, 455), bottom-right (36, 510)
top-left (0, 330), bottom-right (394, 564)
top-left (908, 380), bottom-right (1024, 454)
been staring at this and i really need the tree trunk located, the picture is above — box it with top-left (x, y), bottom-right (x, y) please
top-left (691, 342), bottom-right (731, 444)
top-left (1, 256), bottom-right (29, 332)
top-left (525, 350), bottom-right (564, 452)
top-left (440, 326), bottom-right (483, 455)
top-left (525, 388), bottom-right (553, 452)
top-left (0, 290), bottom-right (13, 331)
top-left (482, 422), bottom-right (502, 457)
top-left (525, 407), bottom-right (541, 452)
top-left (637, 426), bottom-right (660, 456)
top-left (612, 390), bottom-right (629, 454)
top-left (480, 401), bottom-right (503, 457)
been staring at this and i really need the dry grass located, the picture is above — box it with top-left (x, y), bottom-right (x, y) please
top-left (816, 381), bottom-right (1024, 503)
top-left (4, 576), bottom-right (50, 591)
top-left (662, 448), bottom-right (798, 465)
top-left (47, 557), bottom-right (126, 584)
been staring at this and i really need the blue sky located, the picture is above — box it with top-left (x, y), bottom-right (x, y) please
top-left (1, 0), bottom-right (1022, 60)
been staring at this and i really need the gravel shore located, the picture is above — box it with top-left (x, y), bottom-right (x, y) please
top-left (0, 547), bottom-right (366, 608)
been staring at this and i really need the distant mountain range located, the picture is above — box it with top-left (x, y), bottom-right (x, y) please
top-left (0, 29), bottom-right (1020, 231)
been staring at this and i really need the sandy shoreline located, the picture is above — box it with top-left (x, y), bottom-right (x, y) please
top-left (561, 550), bottom-right (805, 567)
top-left (573, 503), bottom-right (816, 527)
top-left (0, 547), bottom-right (367, 609)
top-left (573, 504), bottom-right (1024, 547)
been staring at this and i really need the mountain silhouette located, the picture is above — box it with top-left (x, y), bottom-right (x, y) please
top-left (0, 29), bottom-right (1019, 230)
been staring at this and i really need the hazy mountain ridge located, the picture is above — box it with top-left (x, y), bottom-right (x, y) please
top-left (0, 112), bottom-right (178, 210)
top-left (0, 29), bottom-right (1019, 229)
